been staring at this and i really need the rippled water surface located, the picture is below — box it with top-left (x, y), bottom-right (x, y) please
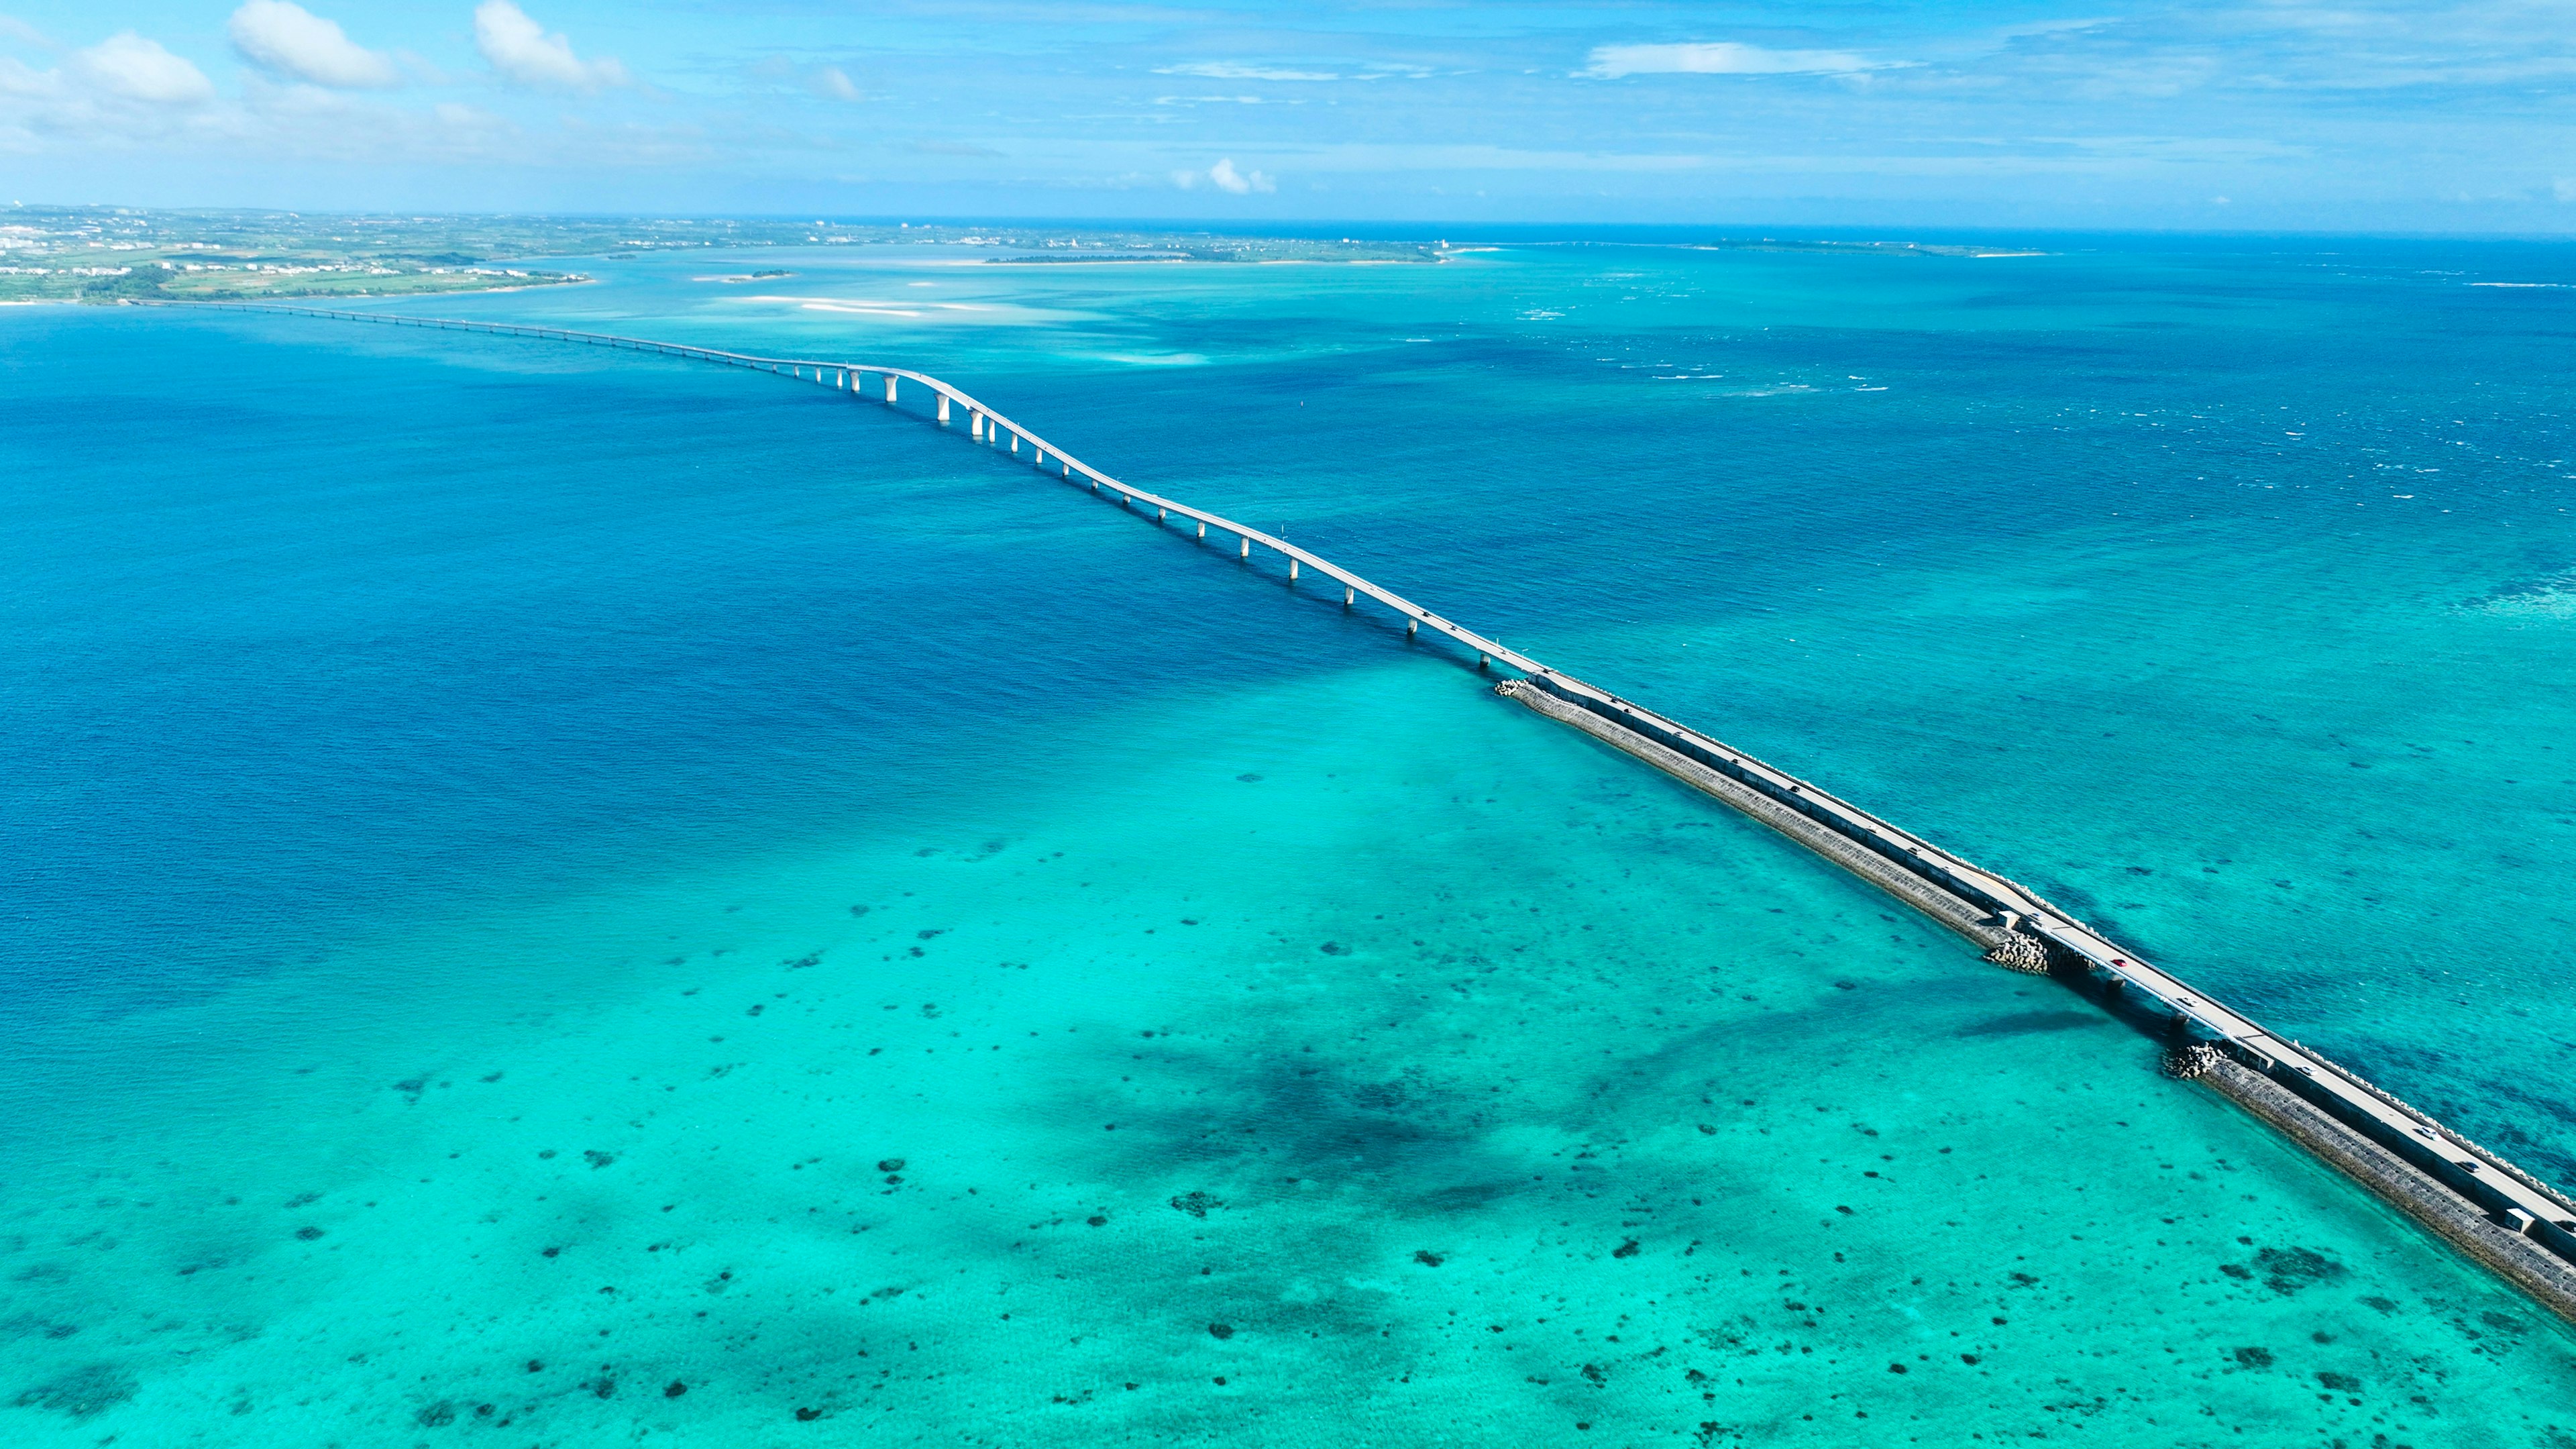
top-left (3, 236), bottom-right (2573, 1443)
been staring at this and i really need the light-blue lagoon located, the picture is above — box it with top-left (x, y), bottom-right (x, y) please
top-left (3, 234), bottom-right (2573, 1444)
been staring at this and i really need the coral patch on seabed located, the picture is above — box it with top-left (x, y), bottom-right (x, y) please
top-left (8, 243), bottom-right (2576, 1448)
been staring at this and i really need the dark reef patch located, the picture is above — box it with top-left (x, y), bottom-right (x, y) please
top-left (1958, 1010), bottom-right (2108, 1038)
top-left (2255, 1246), bottom-right (2345, 1295)
top-left (15, 1364), bottom-right (137, 1420)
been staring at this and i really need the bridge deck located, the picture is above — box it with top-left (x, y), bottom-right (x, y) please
top-left (160, 299), bottom-right (2575, 1269)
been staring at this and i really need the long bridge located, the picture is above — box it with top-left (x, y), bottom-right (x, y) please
top-left (160, 299), bottom-right (2576, 1319)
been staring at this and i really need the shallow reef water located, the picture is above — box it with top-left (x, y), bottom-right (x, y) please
top-left (2, 236), bottom-right (2573, 1443)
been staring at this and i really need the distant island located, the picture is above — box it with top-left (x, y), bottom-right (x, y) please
top-left (1, 207), bottom-right (594, 303)
top-left (0, 205), bottom-right (2051, 307)
top-left (0, 206), bottom-right (1448, 304)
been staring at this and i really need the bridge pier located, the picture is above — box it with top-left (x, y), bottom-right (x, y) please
top-left (1197, 521), bottom-right (1206, 539)
top-left (144, 303), bottom-right (2576, 1325)
top-left (1157, 506), bottom-right (1167, 521)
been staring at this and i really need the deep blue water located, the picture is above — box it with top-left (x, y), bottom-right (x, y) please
top-left (3, 236), bottom-right (2573, 1443)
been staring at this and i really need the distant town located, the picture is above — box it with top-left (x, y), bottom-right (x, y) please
top-left (0, 206), bottom-right (1448, 303)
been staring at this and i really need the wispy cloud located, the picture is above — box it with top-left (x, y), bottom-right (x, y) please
top-left (1581, 42), bottom-right (1909, 79)
top-left (747, 54), bottom-right (864, 102)
top-left (1157, 61), bottom-right (1339, 80)
top-left (229, 2), bottom-right (400, 90)
top-left (7, 0), bottom-right (2576, 229)
top-left (473, 1), bottom-right (627, 91)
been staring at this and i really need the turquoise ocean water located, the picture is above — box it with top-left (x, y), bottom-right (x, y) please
top-left (3, 236), bottom-right (2574, 1442)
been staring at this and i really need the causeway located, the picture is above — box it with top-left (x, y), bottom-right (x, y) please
top-left (164, 300), bottom-right (2576, 1322)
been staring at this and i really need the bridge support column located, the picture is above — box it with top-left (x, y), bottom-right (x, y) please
top-left (1157, 506), bottom-right (1167, 521)
top-left (1035, 448), bottom-right (1046, 467)
top-left (1344, 585), bottom-right (1354, 608)
top-left (1197, 521), bottom-right (1206, 539)
top-left (1011, 433), bottom-right (1020, 453)
top-left (885, 376), bottom-right (898, 403)
top-left (1239, 536), bottom-right (1250, 559)
top-left (937, 395), bottom-right (951, 422)
top-left (1407, 619), bottom-right (1419, 638)
top-left (1289, 558), bottom-right (1299, 580)
top-left (1479, 653), bottom-right (1491, 671)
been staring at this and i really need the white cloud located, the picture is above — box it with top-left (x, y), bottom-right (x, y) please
top-left (808, 64), bottom-right (860, 101)
top-left (72, 32), bottom-right (214, 104)
top-left (473, 0), bottom-right (628, 91)
top-left (1581, 42), bottom-right (1907, 78)
top-left (1156, 62), bottom-right (1339, 81)
top-left (1171, 157), bottom-right (1275, 193)
top-left (229, 2), bottom-right (398, 89)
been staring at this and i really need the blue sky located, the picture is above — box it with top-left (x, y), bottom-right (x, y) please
top-left (3, 1), bottom-right (2574, 229)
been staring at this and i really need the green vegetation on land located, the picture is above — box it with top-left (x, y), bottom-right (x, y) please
top-left (1, 205), bottom-right (1446, 304)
